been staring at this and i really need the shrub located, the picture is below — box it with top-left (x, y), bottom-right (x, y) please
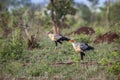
top-left (108, 51), bottom-right (120, 77)
top-left (0, 29), bottom-right (26, 61)
top-left (95, 27), bottom-right (105, 36)
top-left (109, 61), bottom-right (120, 75)
top-left (75, 34), bottom-right (91, 43)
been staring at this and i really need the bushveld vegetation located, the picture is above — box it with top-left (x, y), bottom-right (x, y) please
top-left (0, 0), bottom-right (120, 80)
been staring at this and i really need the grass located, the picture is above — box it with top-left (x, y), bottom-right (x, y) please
top-left (0, 25), bottom-right (119, 80)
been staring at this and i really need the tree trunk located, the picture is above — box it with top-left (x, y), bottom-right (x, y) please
top-left (106, 0), bottom-right (110, 26)
top-left (56, 22), bottom-right (61, 34)
top-left (57, 27), bottom-right (61, 34)
top-left (23, 20), bottom-right (31, 40)
top-left (51, 20), bottom-right (58, 34)
top-left (50, 0), bottom-right (61, 34)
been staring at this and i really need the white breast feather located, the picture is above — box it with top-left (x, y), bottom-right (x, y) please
top-left (72, 42), bottom-right (82, 52)
top-left (48, 34), bottom-right (62, 41)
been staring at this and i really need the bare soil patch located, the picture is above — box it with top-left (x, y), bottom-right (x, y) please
top-left (68, 26), bottom-right (95, 35)
top-left (94, 31), bottom-right (119, 43)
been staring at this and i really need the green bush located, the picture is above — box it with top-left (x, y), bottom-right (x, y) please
top-left (95, 27), bottom-right (105, 36)
top-left (0, 29), bottom-right (26, 61)
top-left (108, 51), bottom-right (120, 76)
top-left (75, 34), bottom-right (91, 43)
top-left (109, 61), bottom-right (120, 75)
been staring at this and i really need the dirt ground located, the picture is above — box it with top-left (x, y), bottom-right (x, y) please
top-left (94, 31), bottom-right (119, 43)
top-left (69, 26), bottom-right (95, 35)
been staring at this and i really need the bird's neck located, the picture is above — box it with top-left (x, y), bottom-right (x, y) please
top-left (48, 33), bottom-right (53, 35)
top-left (72, 42), bottom-right (77, 46)
top-left (48, 33), bottom-right (53, 37)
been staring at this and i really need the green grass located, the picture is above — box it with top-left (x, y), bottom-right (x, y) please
top-left (0, 25), bottom-right (119, 80)
top-left (1, 34), bottom-right (118, 80)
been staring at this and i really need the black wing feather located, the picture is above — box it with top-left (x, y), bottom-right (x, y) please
top-left (58, 36), bottom-right (70, 41)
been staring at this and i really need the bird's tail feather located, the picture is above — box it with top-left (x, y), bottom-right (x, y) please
top-left (86, 46), bottom-right (94, 50)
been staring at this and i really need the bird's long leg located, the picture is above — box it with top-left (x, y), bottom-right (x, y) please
top-left (80, 52), bottom-right (85, 60)
top-left (58, 40), bottom-right (64, 50)
top-left (55, 41), bottom-right (58, 46)
top-left (54, 41), bottom-right (58, 50)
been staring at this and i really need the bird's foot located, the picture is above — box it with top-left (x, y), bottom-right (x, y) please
top-left (80, 60), bottom-right (84, 64)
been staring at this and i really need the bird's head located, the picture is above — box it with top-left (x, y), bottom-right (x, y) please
top-left (69, 39), bottom-right (75, 43)
top-left (47, 31), bottom-right (51, 34)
